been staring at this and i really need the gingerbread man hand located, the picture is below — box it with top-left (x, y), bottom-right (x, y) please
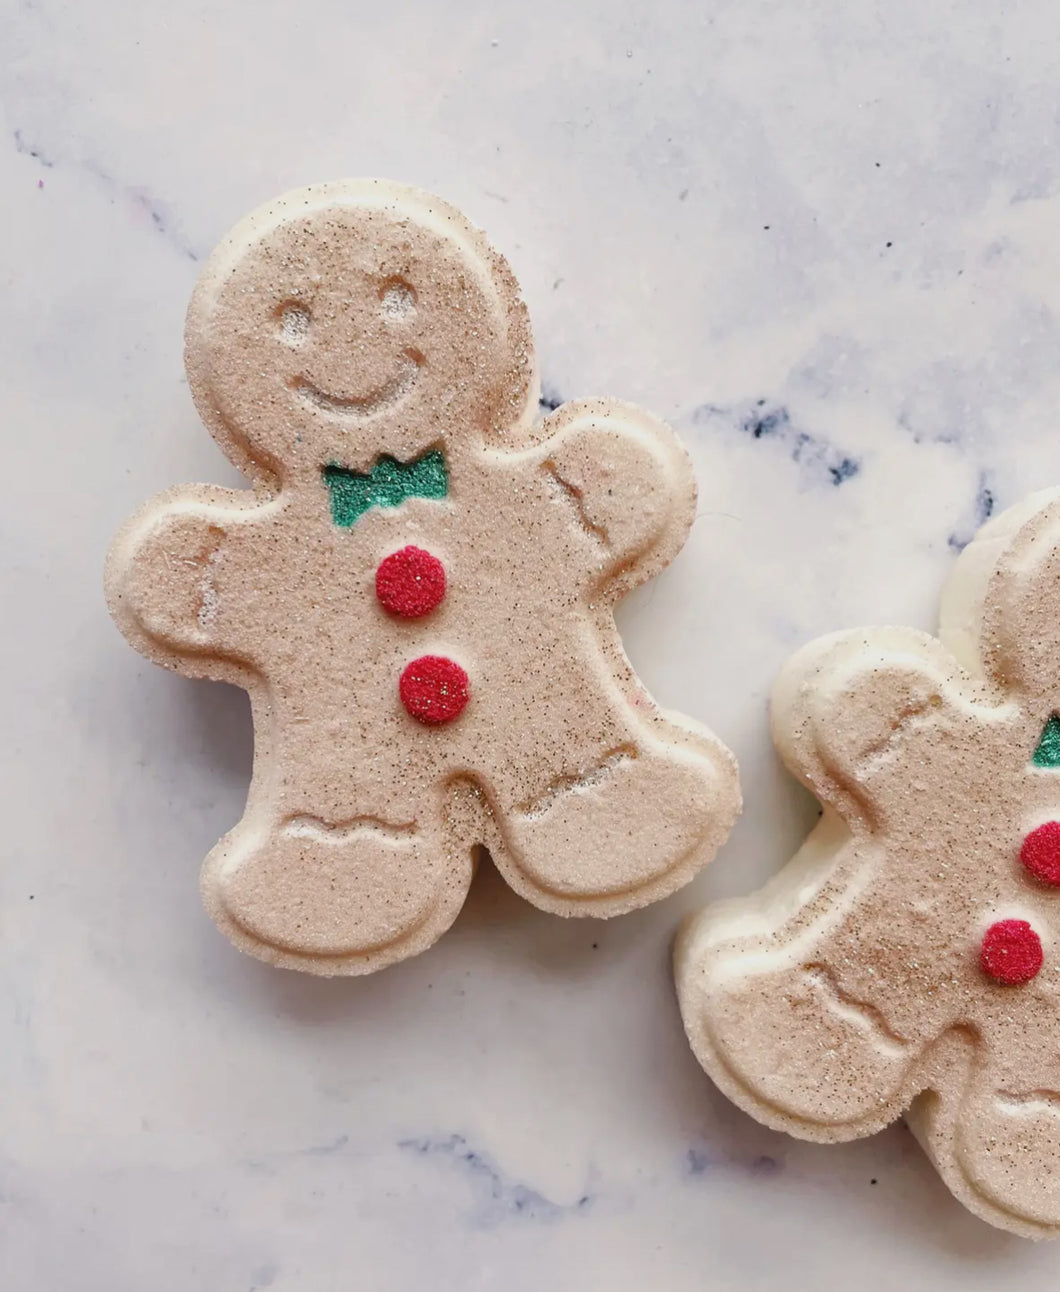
top-left (107, 180), bottom-right (740, 976)
top-left (676, 488), bottom-right (1060, 1239)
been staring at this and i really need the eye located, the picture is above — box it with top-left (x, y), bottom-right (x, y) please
top-left (379, 279), bottom-right (416, 321)
top-left (278, 302), bottom-right (311, 344)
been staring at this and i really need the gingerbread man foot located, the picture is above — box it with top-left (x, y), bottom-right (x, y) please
top-left (937, 1056), bottom-right (1060, 1233)
top-left (202, 817), bottom-right (471, 974)
top-left (500, 737), bottom-right (734, 915)
top-left (106, 180), bottom-right (739, 975)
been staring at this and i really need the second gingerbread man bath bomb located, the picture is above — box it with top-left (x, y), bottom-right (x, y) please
top-left (106, 179), bottom-right (740, 976)
top-left (676, 488), bottom-right (1060, 1239)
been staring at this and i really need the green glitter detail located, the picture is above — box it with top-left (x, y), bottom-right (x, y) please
top-left (1033, 714), bottom-right (1060, 768)
top-left (323, 450), bottom-right (448, 527)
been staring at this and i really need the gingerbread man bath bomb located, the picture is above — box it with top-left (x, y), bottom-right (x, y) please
top-left (676, 489), bottom-right (1060, 1238)
top-left (106, 180), bottom-right (740, 976)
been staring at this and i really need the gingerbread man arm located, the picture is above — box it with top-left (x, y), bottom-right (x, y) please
top-left (105, 484), bottom-right (273, 679)
top-left (771, 626), bottom-right (969, 823)
top-left (535, 399), bottom-right (696, 594)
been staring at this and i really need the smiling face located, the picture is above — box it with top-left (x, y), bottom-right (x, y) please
top-left (185, 182), bottom-right (536, 481)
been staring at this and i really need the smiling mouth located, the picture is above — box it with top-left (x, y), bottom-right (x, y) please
top-left (292, 349), bottom-right (424, 419)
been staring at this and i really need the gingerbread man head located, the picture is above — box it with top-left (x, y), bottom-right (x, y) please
top-left (108, 181), bottom-right (740, 977)
top-left (184, 180), bottom-right (536, 485)
top-left (676, 488), bottom-right (1060, 1239)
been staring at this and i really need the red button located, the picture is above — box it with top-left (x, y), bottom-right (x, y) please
top-left (1020, 821), bottom-right (1060, 886)
top-left (400, 655), bottom-right (469, 724)
top-left (376, 546), bottom-right (446, 618)
top-left (980, 919), bottom-right (1044, 985)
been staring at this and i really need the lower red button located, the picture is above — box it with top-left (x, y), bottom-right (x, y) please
top-left (400, 655), bottom-right (469, 725)
top-left (980, 919), bottom-right (1043, 985)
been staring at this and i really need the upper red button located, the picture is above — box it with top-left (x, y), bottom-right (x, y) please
top-left (376, 546), bottom-right (446, 618)
top-left (1020, 821), bottom-right (1060, 886)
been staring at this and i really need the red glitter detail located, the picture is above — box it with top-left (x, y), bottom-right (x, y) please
top-left (376, 546), bottom-right (446, 618)
top-left (980, 919), bottom-right (1044, 985)
top-left (1020, 821), bottom-right (1060, 886)
top-left (399, 655), bottom-right (469, 725)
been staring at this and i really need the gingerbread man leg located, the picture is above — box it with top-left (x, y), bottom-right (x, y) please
top-left (489, 726), bottom-right (738, 917)
top-left (911, 1018), bottom-right (1060, 1237)
top-left (676, 841), bottom-right (929, 1136)
top-left (201, 747), bottom-right (475, 974)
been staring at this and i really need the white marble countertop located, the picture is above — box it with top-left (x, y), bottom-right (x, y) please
top-left (6, 1), bottom-right (1060, 1287)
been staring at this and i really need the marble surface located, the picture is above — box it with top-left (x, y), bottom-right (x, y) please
top-left (5, 1), bottom-right (1060, 1286)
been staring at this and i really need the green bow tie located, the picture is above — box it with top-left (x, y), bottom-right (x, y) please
top-left (1033, 714), bottom-right (1060, 767)
top-left (323, 449), bottom-right (449, 528)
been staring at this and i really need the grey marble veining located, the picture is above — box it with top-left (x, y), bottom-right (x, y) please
top-left (5, 1), bottom-right (1060, 1287)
